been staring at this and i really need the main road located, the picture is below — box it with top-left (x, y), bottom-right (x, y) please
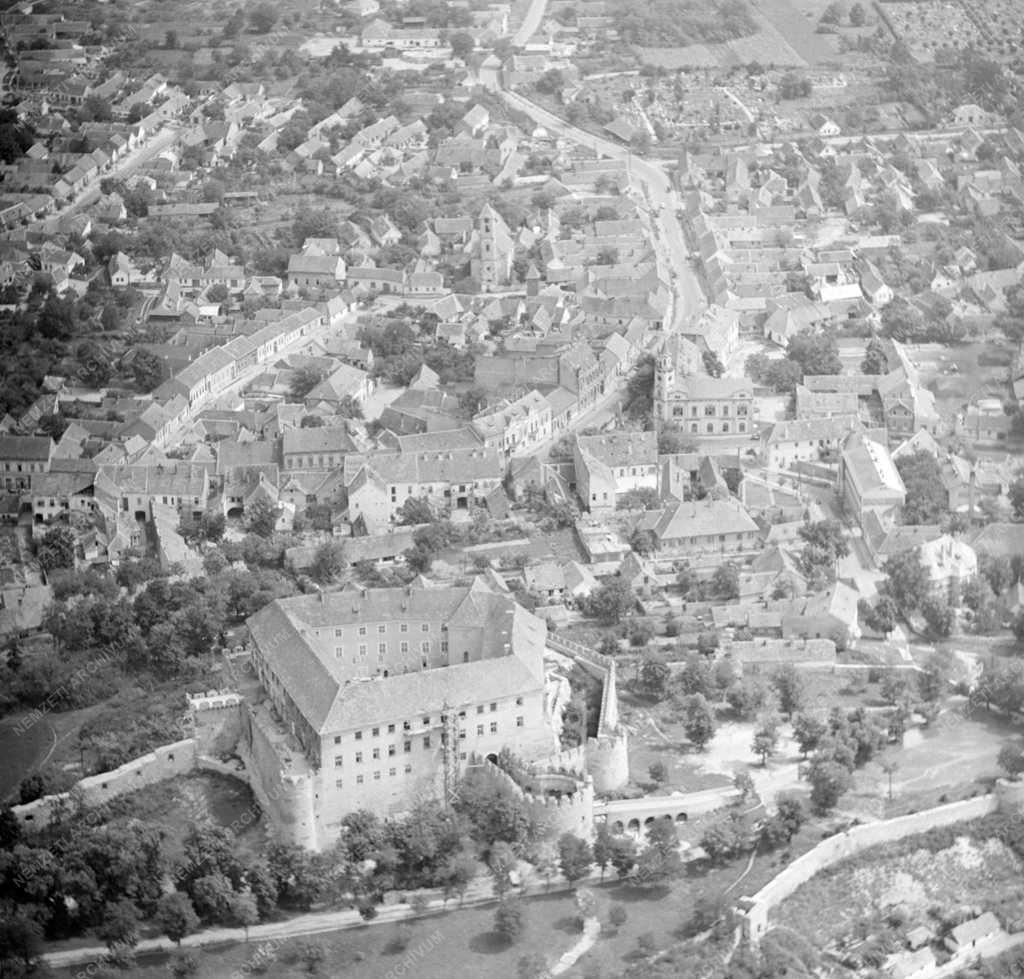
top-left (500, 89), bottom-right (706, 329)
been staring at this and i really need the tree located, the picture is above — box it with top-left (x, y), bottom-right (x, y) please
top-left (0, 906), bottom-right (45, 975)
top-left (639, 658), bottom-right (671, 700)
top-left (495, 897), bottom-right (526, 943)
top-left (700, 813), bottom-right (750, 864)
top-left (227, 892), bottom-right (259, 942)
top-left (792, 713), bottom-right (827, 757)
top-left (649, 761), bottom-right (668, 785)
top-left (786, 331), bottom-right (842, 377)
top-left (807, 756), bottom-right (852, 814)
top-left (592, 823), bottom-right (614, 881)
top-left (820, 1), bottom-right (843, 24)
top-left (636, 818), bottom-right (682, 883)
top-left (397, 497), bottom-right (434, 526)
top-left (245, 497), bottom-right (279, 538)
top-left (249, 2), bottom-right (277, 32)
top-left (752, 715), bottom-right (780, 766)
top-left (881, 548), bottom-right (930, 614)
top-left (1009, 473), bottom-right (1024, 519)
top-left (680, 693), bottom-right (716, 750)
top-left (289, 365), bottom-right (325, 402)
top-left (921, 596), bottom-right (953, 638)
top-left (37, 525), bottom-right (76, 571)
top-left (772, 665), bottom-right (806, 717)
top-left (96, 898), bottom-right (140, 957)
top-left (608, 903), bottom-right (628, 931)
top-left (458, 387), bottom-right (487, 417)
top-left (448, 30), bottom-right (474, 61)
top-left (702, 349), bottom-right (725, 378)
top-left (849, 1), bottom-right (866, 25)
top-left (131, 349), bottom-right (165, 391)
top-left (156, 893), bottom-right (199, 947)
top-left (557, 833), bottom-right (593, 885)
top-left (711, 562), bottom-right (739, 601)
top-left (311, 541), bottom-right (346, 584)
top-left (658, 425), bottom-right (700, 455)
top-left (880, 671), bottom-right (914, 706)
top-left (582, 577), bottom-right (636, 625)
top-left (998, 744), bottom-right (1024, 779)
top-left (617, 487), bottom-right (661, 511)
top-left (609, 835), bottom-right (638, 878)
top-left (895, 452), bottom-right (947, 524)
top-left (861, 336), bottom-right (888, 374)
top-left (207, 283), bottom-right (229, 305)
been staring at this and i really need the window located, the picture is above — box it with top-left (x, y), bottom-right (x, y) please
top-left (404, 764), bottom-right (412, 774)
top-left (388, 745), bottom-right (396, 757)
top-left (358, 644), bottom-right (367, 657)
top-left (423, 736), bottom-right (431, 748)
top-left (477, 724), bottom-right (484, 736)
top-left (459, 730), bottom-right (466, 740)
top-left (378, 642), bottom-right (386, 655)
top-left (389, 768), bottom-right (396, 777)
top-left (421, 623), bottom-right (429, 632)
top-left (334, 629), bottom-right (343, 638)
top-left (422, 717), bottom-right (430, 726)
top-left (356, 775), bottom-right (364, 784)
top-left (707, 423), bottom-right (714, 433)
top-left (355, 751), bottom-right (363, 763)
top-left (490, 702), bottom-right (497, 712)
top-left (373, 771), bottom-right (381, 780)
top-left (354, 731), bottom-right (362, 741)
top-left (372, 748), bottom-right (380, 760)
top-left (400, 641), bottom-right (409, 653)
top-left (516, 716), bottom-right (524, 727)
top-left (490, 722), bottom-right (498, 734)
top-left (400, 623), bottom-right (408, 633)
top-left (333, 735), bottom-right (341, 745)
top-left (371, 727), bottom-right (379, 737)
top-left (404, 741), bottom-right (412, 753)
top-left (421, 641), bottom-right (430, 653)
top-left (441, 640), bottom-right (449, 653)
top-left (704, 404), bottom-right (716, 416)
top-left (403, 720), bottom-right (411, 731)
top-left (378, 624), bottom-right (386, 634)
top-left (516, 697), bottom-right (523, 706)
top-left (387, 723), bottom-right (395, 734)
top-left (358, 626), bottom-right (367, 636)
top-left (477, 705), bottom-right (484, 714)
top-left (335, 779), bottom-right (343, 788)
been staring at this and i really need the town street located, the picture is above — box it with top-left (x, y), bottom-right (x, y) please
top-left (499, 89), bottom-right (707, 330)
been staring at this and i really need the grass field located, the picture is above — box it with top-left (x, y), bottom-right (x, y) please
top-left (0, 713), bottom-right (54, 805)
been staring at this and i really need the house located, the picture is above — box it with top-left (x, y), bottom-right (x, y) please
top-left (343, 446), bottom-right (504, 521)
top-left (730, 637), bottom-right (836, 675)
top-left (886, 947), bottom-right (935, 979)
top-left (0, 435), bottom-right (54, 491)
top-left (572, 431), bottom-right (658, 511)
top-left (282, 426), bottom-right (358, 473)
top-left (634, 498), bottom-right (760, 558)
top-left (918, 534), bottom-right (976, 601)
top-left (943, 912), bottom-right (1000, 954)
top-left (838, 431), bottom-right (905, 533)
top-left (471, 390), bottom-right (552, 458)
top-left (304, 363), bottom-right (373, 408)
top-left (287, 254), bottom-right (346, 290)
top-left (781, 581), bottom-right (860, 645)
top-left (762, 415), bottom-right (862, 470)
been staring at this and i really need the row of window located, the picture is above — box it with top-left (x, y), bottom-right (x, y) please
top-left (345, 622), bottom-right (434, 637)
top-left (687, 422), bottom-right (746, 434)
top-left (337, 718), bottom-right (522, 767)
top-left (336, 700), bottom-right (518, 743)
top-left (675, 404), bottom-right (749, 417)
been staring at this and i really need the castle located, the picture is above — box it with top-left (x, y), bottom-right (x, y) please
top-left (242, 577), bottom-right (628, 849)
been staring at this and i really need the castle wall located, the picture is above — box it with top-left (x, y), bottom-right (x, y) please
top-left (11, 739), bottom-right (197, 830)
top-left (239, 704), bottom-right (319, 850)
top-left (740, 794), bottom-right (1001, 943)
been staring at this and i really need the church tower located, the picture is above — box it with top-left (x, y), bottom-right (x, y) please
top-left (654, 336), bottom-right (676, 426)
